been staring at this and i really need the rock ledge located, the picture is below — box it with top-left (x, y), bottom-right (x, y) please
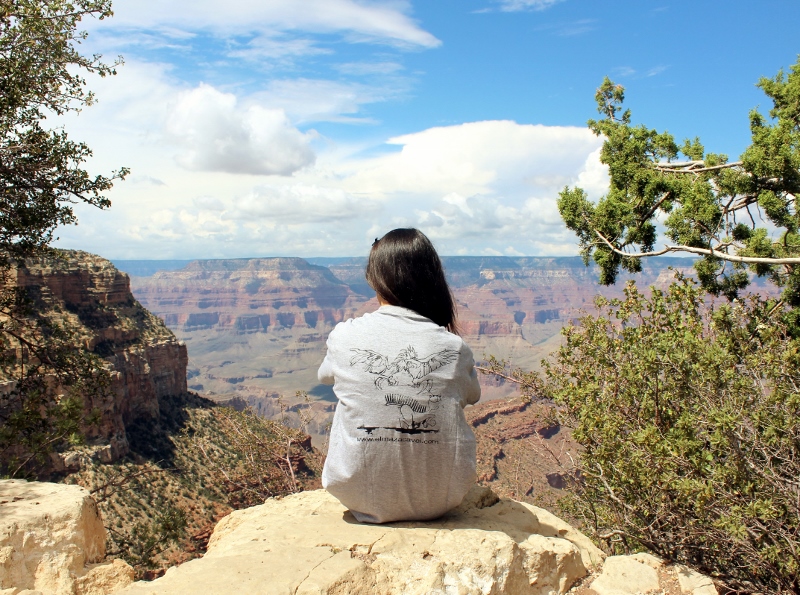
top-left (0, 479), bottom-right (133, 595)
top-left (122, 486), bottom-right (603, 595)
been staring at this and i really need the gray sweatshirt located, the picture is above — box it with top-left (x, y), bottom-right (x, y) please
top-left (318, 305), bottom-right (481, 523)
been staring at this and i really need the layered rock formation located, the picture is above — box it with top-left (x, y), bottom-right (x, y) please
top-left (10, 252), bottom-right (188, 463)
top-left (132, 258), bottom-right (362, 332)
top-left (0, 479), bottom-right (133, 595)
top-left (120, 256), bottom-right (700, 446)
top-left (128, 259), bottom-right (365, 403)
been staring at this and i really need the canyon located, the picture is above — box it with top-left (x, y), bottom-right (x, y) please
top-left (0, 253), bottom-right (725, 592)
top-left (121, 255), bottom-right (697, 440)
top-left (8, 252), bottom-right (188, 466)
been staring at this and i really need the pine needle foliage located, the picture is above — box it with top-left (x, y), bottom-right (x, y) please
top-left (558, 57), bottom-right (800, 331)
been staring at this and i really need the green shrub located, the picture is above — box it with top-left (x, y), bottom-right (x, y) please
top-left (540, 275), bottom-right (799, 593)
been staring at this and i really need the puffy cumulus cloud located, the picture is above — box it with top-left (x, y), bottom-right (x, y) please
top-left (407, 192), bottom-right (579, 256)
top-left (229, 184), bottom-right (382, 223)
top-left (574, 147), bottom-right (609, 200)
top-left (54, 117), bottom-right (607, 258)
top-left (102, 0), bottom-right (440, 49)
top-left (166, 84), bottom-right (316, 175)
top-left (327, 121), bottom-right (606, 256)
top-left (341, 120), bottom-right (602, 202)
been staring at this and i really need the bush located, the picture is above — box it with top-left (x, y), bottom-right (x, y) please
top-left (202, 404), bottom-right (322, 509)
top-left (481, 274), bottom-right (800, 593)
top-left (535, 275), bottom-right (800, 593)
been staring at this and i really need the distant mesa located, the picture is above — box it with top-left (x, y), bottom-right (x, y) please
top-left (113, 255), bottom-right (702, 446)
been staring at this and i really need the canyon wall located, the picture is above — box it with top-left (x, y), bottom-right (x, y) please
top-left (122, 256), bottom-right (699, 442)
top-left (11, 251), bottom-right (188, 463)
top-left (128, 256), bottom-right (699, 385)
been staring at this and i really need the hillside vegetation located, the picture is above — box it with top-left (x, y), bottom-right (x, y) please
top-left (545, 58), bottom-right (800, 594)
top-left (64, 392), bottom-right (322, 578)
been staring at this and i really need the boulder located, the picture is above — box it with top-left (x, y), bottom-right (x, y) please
top-left (0, 480), bottom-right (133, 595)
top-left (121, 486), bottom-right (605, 595)
top-left (584, 553), bottom-right (718, 595)
top-left (588, 555), bottom-right (660, 595)
top-left (676, 565), bottom-right (717, 595)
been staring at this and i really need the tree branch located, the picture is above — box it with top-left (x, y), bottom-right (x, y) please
top-left (594, 229), bottom-right (800, 265)
top-left (654, 161), bottom-right (743, 174)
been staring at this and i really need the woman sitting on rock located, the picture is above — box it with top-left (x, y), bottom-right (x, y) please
top-left (318, 228), bottom-right (481, 523)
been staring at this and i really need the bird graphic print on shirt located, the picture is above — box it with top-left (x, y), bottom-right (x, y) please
top-left (349, 346), bottom-right (459, 436)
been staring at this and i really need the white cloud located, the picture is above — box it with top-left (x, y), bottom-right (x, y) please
top-left (610, 65), bottom-right (669, 80)
top-left (166, 84), bottom-right (316, 175)
top-left (495, 0), bottom-right (564, 12)
top-left (253, 78), bottom-right (405, 124)
top-left (407, 192), bottom-right (579, 256)
top-left (574, 147), bottom-right (609, 200)
top-left (335, 61), bottom-right (404, 76)
top-left (193, 196), bottom-right (226, 211)
top-left (55, 116), bottom-right (606, 258)
top-left (340, 120), bottom-right (601, 201)
top-left (100, 0), bottom-right (440, 49)
top-left (647, 65), bottom-right (668, 77)
top-left (612, 66), bottom-right (636, 78)
top-left (226, 35), bottom-right (331, 66)
top-left (323, 120), bottom-right (606, 256)
top-left (555, 19), bottom-right (595, 36)
top-left (229, 185), bottom-right (382, 223)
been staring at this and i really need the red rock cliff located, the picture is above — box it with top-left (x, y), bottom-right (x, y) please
top-left (13, 251), bottom-right (188, 462)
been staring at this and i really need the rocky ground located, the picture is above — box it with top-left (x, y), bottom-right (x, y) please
top-left (119, 485), bottom-right (604, 595)
top-left (62, 392), bottom-right (322, 579)
top-left (0, 479), bottom-right (134, 595)
top-left (116, 485), bottom-right (718, 595)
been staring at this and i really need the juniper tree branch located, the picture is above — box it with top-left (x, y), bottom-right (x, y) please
top-left (654, 161), bottom-right (743, 173)
top-left (593, 229), bottom-right (800, 265)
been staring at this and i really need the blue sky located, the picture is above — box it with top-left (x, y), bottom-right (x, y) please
top-left (55, 0), bottom-right (800, 259)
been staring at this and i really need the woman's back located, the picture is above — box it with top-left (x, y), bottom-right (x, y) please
top-left (319, 304), bottom-right (480, 523)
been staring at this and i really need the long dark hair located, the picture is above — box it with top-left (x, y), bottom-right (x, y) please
top-left (366, 228), bottom-right (458, 334)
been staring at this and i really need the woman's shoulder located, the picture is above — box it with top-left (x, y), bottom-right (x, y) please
top-left (327, 309), bottom-right (381, 342)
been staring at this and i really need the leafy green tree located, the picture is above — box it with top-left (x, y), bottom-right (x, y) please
top-left (558, 58), bottom-right (800, 315)
top-left (0, 0), bottom-right (127, 477)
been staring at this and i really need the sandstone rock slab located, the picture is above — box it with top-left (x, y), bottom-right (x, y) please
top-left (0, 480), bottom-right (133, 595)
top-left (122, 486), bottom-right (604, 595)
top-left (589, 555), bottom-right (661, 595)
top-left (75, 560), bottom-right (136, 595)
top-left (676, 565), bottom-right (717, 595)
